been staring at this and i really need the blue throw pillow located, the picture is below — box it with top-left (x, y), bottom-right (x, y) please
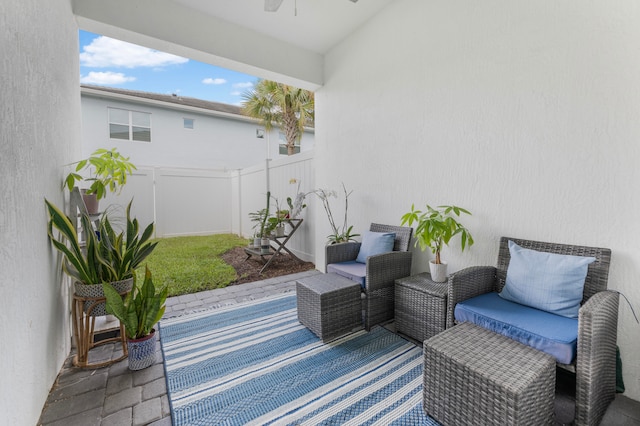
top-left (499, 240), bottom-right (596, 318)
top-left (355, 231), bottom-right (396, 263)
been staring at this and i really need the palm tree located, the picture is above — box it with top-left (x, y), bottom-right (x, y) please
top-left (242, 80), bottom-right (314, 155)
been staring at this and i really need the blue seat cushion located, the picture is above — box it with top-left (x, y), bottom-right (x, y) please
top-left (327, 261), bottom-right (366, 289)
top-left (454, 292), bottom-right (578, 364)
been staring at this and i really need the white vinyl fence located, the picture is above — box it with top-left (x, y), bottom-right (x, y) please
top-left (101, 151), bottom-right (315, 262)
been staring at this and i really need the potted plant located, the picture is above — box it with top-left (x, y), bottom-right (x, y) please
top-left (400, 204), bottom-right (474, 282)
top-left (260, 191), bottom-right (272, 254)
top-left (102, 266), bottom-right (167, 370)
top-left (313, 183), bottom-right (360, 244)
top-left (64, 147), bottom-right (137, 214)
top-left (249, 209), bottom-right (267, 247)
top-left (287, 178), bottom-right (309, 219)
top-left (45, 198), bottom-right (158, 315)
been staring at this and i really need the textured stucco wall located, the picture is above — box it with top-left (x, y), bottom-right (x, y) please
top-left (0, 0), bottom-right (80, 423)
top-left (317, 0), bottom-right (640, 400)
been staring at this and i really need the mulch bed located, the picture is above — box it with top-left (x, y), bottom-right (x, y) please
top-left (221, 246), bottom-right (316, 286)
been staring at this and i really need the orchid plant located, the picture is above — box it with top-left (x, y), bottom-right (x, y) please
top-left (314, 183), bottom-right (359, 244)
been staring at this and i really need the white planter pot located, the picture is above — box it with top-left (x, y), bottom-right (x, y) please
top-left (429, 260), bottom-right (448, 283)
top-left (260, 238), bottom-right (271, 254)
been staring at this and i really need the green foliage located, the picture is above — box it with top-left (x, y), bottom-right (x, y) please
top-left (103, 266), bottom-right (167, 339)
top-left (45, 199), bottom-right (157, 284)
top-left (241, 80), bottom-right (314, 155)
top-left (261, 191), bottom-right (271, 237)
top-left (135, 234), bottom-right (248, 297)
top-left (326, 225), bottom-right (360, 245)
top-left (400, 204), bottom-right (474, 264)
top-left (64, 148), bottom-right (136, 200)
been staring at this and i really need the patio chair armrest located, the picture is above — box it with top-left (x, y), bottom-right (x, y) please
top-left (365, 251), bottom-right (413, 293)
top-left (446, 266), bottom-right (497, 328)
top-left (575, 290), bottom-right (620, 426)
top-left (325, 242), bottom-right (361, 271)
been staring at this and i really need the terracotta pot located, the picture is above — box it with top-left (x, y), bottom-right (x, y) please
top-left (80, 189), bottom-right (99, 214)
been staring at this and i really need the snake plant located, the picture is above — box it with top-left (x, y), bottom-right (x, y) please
top-left (45, 199), bottom-right (157, 284)
top-left (102, 266), bottom-right (167, 339)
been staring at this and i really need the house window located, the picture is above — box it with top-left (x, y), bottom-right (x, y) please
top-left (278, 132), bottom-right (301, 155)
top-left (108, 108), bottom-right (151, 142)
top-left (183, 118), bottom-right (194, 129)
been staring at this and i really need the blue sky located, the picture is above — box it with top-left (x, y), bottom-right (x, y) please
top-left (79, 30), bottom-right (258, 105)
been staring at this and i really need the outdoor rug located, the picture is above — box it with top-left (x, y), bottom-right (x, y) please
top-left (159, 293), bottom-right (438, 425)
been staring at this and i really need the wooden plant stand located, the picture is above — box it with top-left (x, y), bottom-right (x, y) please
top-left (244, 218), bottom-right (304, 274)
top-left (71, 293), bottom-right (129, 368)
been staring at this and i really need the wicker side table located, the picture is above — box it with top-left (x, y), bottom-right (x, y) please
top-left (423, 322), bottom-right (556, 426)
top-left (395, 273), bottom-right (447, 343)
top-left (296, 273), bottom-right (363, 342)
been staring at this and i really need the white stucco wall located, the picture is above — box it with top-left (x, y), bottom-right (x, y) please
top-left (81, 93), bottom-right (315, 170)
top-left (317, 0), bottom-right (640, 400)
top-left (0, 0), bottom-right (80, 424)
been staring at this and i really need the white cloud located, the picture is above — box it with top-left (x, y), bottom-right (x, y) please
top-left (80, 36), bottom-right (188, 68)
top-left (80, 71), bottom-right (136, 85)
top-left (202, 77), bottom-right (227, 85)
top-left (233, 82), bottom-right (254, 89)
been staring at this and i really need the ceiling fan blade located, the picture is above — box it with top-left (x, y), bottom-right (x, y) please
top-left (265, 0), bottom-right (284, 12)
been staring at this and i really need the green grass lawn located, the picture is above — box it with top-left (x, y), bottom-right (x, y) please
top-left (135, 234), bottom-right (249, 297)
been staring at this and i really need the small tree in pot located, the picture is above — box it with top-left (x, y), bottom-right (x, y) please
top-left (103, 266), bottom-right (167, 370)
top-left (64, 147), bottom-right (137, 213)
top-left (401, 204), bottom-right (474, 282)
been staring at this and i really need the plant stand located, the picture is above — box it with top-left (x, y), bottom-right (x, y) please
top-left (244, 218), bottom-right (304, 274)
top-left (72, 292), bottom-right (129, 368)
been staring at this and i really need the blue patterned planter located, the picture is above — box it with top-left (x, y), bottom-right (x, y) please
top-left (127, 330), bottom-right (157, 370)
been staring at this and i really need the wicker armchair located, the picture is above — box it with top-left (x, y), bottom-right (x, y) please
top-left (446, 236), bottom-right (619, 426)
top-left (325, 223), bottom-right (413, 330)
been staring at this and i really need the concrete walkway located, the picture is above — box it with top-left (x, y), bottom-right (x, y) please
top-left (38, 268), bottom-right (640, 425)
top-left (38, 270), bottom-right (321, 426)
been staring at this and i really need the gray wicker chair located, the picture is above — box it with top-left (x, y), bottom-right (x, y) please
top-left (446, 236), bottom-right (618, 426)
top-left (325, 223), bottom-right (413, 330)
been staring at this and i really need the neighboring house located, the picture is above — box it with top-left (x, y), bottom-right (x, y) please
top-left (81, 85), bottom-right (314, 170)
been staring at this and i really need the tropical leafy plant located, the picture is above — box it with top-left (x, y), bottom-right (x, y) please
top-left (400, 204), bottom-right (474, 264)
top-left (103, 266), bottom-right (167, 339)
top-left (45, 199), bottom-right (157, 284)
top-left (64, 148), bottom-right (137, 200)
top-left (241, 80), bottom-right (314, 155)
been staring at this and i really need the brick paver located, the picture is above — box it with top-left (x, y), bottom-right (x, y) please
top-left (38, 270), bottom-right (320, 425)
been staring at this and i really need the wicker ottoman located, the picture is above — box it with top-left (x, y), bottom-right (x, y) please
top-left (395, 273), bottom-right (447, 343)
top-left (424, 322), bottom-right (556, 426)
top-left (296, 273), bottom-right (363, 342)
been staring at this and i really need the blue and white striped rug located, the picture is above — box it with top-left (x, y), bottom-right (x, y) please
top-left (159, 294), bottom-right (439, 425)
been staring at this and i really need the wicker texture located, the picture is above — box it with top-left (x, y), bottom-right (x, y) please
top-left (296, 273), bottom-right (362, 342)
top-left (424, 322), bottom-right (556, 426)
top-left (446, 236), bottom-right (619, 426)
top-left (395, 273), bottom-right (447, 343)
top-left (325, 223), bottom-right (413, 330)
